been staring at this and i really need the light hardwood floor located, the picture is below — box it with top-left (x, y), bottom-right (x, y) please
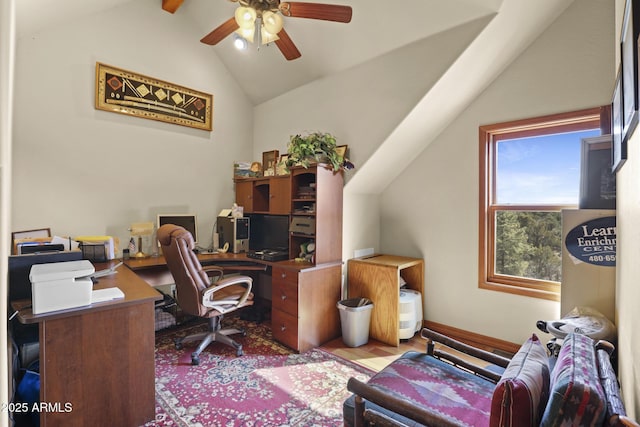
top-left (320, 334), bottom-right (428, 372)
top-left (320, 331), bottom-right (509, 373)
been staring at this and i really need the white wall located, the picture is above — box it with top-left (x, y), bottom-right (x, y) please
top-left (254, 15), bottom-right (493, 260)
top-left (253, 16), bottom-right (493, 172)
top-left (11, 0), bottom-right (253, 251)
top-left (616, 105), bottom-right (640, 419)
top-left (1, 0), bottom-right (15, 424)
top-left (381, 0), bottom-right (614, 344)
top-left (613, 0), bottom-right (640, 417)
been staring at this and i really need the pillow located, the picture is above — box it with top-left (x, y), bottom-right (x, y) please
top-left (490, 333), bottom-right (550, 427)
top-left (540, 333), bottom-right (606, 427)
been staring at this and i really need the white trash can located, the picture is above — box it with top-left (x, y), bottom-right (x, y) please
top-left (337, 298), bottom-right (374, 347)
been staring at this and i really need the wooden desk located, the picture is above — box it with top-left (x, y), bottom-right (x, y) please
top-left (13, 261), bottom-right (162, 427)
top-left (126, 253), bottom-right (343, 353)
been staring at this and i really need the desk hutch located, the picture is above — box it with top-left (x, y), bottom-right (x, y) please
top-left (234, 164), bottom-right (343, 352)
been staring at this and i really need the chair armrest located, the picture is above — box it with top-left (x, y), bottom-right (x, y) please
top-left (421, 328), bottom-right (511, 369)
top-left (348, 377), bottom-right (464, 427)
top-left (202, 275), bottom-right (252, 314)
top-left (202, 265), bottom-right (224, 282)
top-left (431, 348), bottom-right (503, 383)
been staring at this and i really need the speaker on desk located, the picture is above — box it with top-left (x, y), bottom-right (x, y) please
top-left (217, 216), bottom-right (249, 254)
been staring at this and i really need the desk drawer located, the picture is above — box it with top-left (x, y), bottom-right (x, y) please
top-left (272, 308), bottom-right (299, 350)
top-left (272, 266), bottom-right (298, 286)
top-left (272, 279), bottom-right (298, 316)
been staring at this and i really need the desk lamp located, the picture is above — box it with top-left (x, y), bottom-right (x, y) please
top-left (130, 222), bottom-right (154, 258)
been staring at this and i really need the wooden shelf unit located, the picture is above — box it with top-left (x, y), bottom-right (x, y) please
top-left (289, 165), bottom-right (343, 263)
top-left (234, 164), bottom-right (344, 352)
top-left (235, 175), bottom-right (290, 215)
top-left (347, 255), bottom-right (425, 346)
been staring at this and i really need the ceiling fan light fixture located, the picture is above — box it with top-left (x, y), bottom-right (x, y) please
top-left (234, 26), bottom-right (255, 43)
top-left (233, 33), bottom-right (249, 50)
top-left (234, 6), bottom-right (257, 29)
top-left (262, 11), bottom-right (283, 35)
top-left (260, 26), bottom-right (280, 45)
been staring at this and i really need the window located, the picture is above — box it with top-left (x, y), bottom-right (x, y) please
top-left (479, 107), bottom-right (608, 300)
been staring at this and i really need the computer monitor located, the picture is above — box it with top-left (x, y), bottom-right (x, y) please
top-left (248, 214), bottom-right (289, 251)
top-left (157, 214), bottom-right (198, 243)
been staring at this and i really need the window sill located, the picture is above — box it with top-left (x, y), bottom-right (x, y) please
top-left (479, 280), bottom-right (560, 302)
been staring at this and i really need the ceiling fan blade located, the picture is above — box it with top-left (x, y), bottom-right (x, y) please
top-left (280, 2), bottom-right (352, 23)
top-left (275, 29), bottom-right (302, 61)
top-left (200, 17), bottom-right (239, 45)
top-left (161, 0), bottom-right (184, 14)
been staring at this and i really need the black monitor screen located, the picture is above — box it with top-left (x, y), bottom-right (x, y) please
top-left (249, 214), bottom-right (289, 251)
top-left (158, 214), bottom-right (198, 243)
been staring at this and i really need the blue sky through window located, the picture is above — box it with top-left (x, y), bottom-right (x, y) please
top-left (496, 129), bottom-right (601, 204)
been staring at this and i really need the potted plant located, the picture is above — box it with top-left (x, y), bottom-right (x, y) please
top-left (285, 132), bottom-right (353, 172)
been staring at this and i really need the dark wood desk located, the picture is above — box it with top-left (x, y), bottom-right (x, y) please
top-left (13, 261), bottom-right (162, 427)
top-left (125, 253), bottom-right (343, 353)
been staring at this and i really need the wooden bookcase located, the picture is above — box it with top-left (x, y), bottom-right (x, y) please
top-left (289, 165), bottom-right (343, 263)
top-left (347, 254), bottom-right (425, 346)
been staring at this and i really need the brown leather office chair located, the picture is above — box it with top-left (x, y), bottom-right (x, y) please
top-left (157, 224), bottom-right (254, 364)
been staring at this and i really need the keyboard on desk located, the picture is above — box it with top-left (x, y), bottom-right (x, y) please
top-left (247, 249), bottom-right (289, 262)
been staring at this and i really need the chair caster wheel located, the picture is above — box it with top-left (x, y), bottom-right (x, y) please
top-left (191, 355), bottom-right (200, 365)
top-left (236, 348), bottom-right (243, 357)
top-left (174, 339), bottom-right (183, 350)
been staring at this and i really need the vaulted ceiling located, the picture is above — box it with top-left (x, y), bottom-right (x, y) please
top-left (17, 0), bottom-right (505, 105)
top-left (15, 0), bottom-right (576, 193)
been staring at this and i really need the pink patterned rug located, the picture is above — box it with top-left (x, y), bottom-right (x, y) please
top-left (145, 318), bottom-right (373, 426)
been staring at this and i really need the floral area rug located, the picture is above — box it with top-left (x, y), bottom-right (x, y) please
top-left (145, 318), bottom-right (373, 426)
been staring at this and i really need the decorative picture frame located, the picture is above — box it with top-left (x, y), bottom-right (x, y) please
top-left (621, 0), bottom-right (639, 141)
top-left (95, 62), bottom-right (213, 131)
top-left (262, 150), bottom-right (279, 177)
top-left (336, 145), bottom-right (348, 158)
top-left (612, 69), bottom-right (626, 173)
top-left (276, 154), bottom-right (290, 175)
top-left (579, 135), bottom-right (616, 209)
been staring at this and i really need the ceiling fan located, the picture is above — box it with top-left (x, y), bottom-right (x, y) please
top-left (199, 0), bottom-right (353, 60)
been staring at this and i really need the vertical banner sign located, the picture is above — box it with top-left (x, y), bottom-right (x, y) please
top-left (564, 216), bottom-right (616, 267)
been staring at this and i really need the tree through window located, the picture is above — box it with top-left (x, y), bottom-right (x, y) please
top-left (479, 107), bottom-right (608, 300)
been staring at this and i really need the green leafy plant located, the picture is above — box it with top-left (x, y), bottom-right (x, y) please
top-left (285, 132), bottom-right (350, 172)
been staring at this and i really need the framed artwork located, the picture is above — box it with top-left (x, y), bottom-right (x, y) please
top-left (95, 62), bottom-right (213, 131)
top-left (579, 135), bottom-right (616, 209)
top-left (612, 69), bottom-right (626, 173)
top-left (262, 150), bottom-right (279, 176)
top-left (277, 154), bottom-right (290, 175)
top-left (336, 145), bottom-right (348, 158)
top-left (621, 0), bottom-right (639, 141)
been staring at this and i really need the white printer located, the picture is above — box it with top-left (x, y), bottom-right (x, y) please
top-left (29, 260), bottom-right (95, 314)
